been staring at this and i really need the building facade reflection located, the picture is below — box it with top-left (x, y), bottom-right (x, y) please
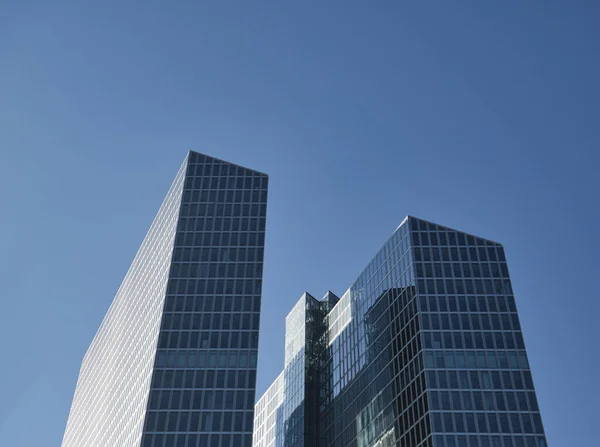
top-left (254, 217), bottom-right (547, 447)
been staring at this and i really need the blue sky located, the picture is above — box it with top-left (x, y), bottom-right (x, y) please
top-left (1, 1), bottom-right (598, 445)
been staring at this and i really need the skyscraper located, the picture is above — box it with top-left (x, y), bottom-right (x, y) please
top-left (62, 151), bottom-right (268, 447)
top-left (253, 216), bottom-right (547, 447)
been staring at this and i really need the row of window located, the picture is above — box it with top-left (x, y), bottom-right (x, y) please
top-left (422, 311), bottom-right (521, 333)
top-left (170, 262), bottom-right (263, 280)
top-left (416, 262), bottom-right (509, 280)
top-left (180, 202), bottom-right (266, 219)
top-left (155, 350), bottom-right (258, 369)
top-left (178, 206), bottom-right (268, 228)
top-left (432, 433), bottom-right (547, 447)
top-left (167, 278), bottom-right (263, 295)
top-left (430, 410), bottom-right (544, 435)
top-left (419, 295), bottom-right (517, 314)
top-left (174, 226), bottom-right (265, 246)
top-left (158, 331), bottom-right (259, 350)
top-left (184, 174), bottom-right (267, 191)
top-left (164, 295), bottom-right (260, 313)
top-left (148, 388), bottom-right (255, 411)
top-left (142, 431), bottom-right (252, 447)
top-left (182, 188), bottom-right (267, 205)
top-left (429, 389), bottom-right (539, 413)
top-left (152, 368), bottom-right (256, 390)
top-left (172, 244), bottom-right (263, 263)
top-left (424, 350), bottom-right (529, 370)
top-left (413, 236), bottom-right (505, 259)
top-left (187, 155), bottom-right (265, 176)
top-left (421, 327), bottom-right (525, 351)
top-left (176, 233), bottom-right (265, 250)
top-left (144, 410), bottom-right (254, 433)
top-left (173, 245), bottom-right (264, 262)
top-left (161, 312), bottom-right (260, 331)
top-left (426, 370), bottom-right (535, 392)
top-left (408, 219), bottom-right (498, 247)
top-left (417, 278), bottom-right (513, 296)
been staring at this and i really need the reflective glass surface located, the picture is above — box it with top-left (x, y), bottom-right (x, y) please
top-left (62, 157), bottom-right (188, 447)
top-left (142, 152), bottom-right (268, 447)
top-left (253, 217), bottom-right (547, 447)
top-left (413, 217), bottom-right (547, 447)
top-left (62, 151), bottom-right (268, 447)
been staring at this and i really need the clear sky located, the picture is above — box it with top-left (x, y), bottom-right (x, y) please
top-left (1, 1), bottom-right (598, 446)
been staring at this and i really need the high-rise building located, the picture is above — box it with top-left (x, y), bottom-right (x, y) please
top-left (253, 216), bottom-right (547, 447)
top-left (62, 151), bottom-right (268, 447)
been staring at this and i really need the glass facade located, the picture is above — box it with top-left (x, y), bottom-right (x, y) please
top-left (62, 151), bottom-right (268, 447)
top-left (253, 372), bottom-right (284, 447)
top-left (253, 217), bottom-right (547, 447)
top-left (253, 292), bottom-right (337, 447)
top-left (414, 217), bottom-right (546, 447)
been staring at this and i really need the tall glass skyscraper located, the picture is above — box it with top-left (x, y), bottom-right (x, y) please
top-left (62, 151), bottom-right (268, 447)
top-left (253, 216), bottom-right (547, 447)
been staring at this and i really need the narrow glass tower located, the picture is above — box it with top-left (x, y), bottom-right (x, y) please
top-left (62, 151), bottom-right (268, 447)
